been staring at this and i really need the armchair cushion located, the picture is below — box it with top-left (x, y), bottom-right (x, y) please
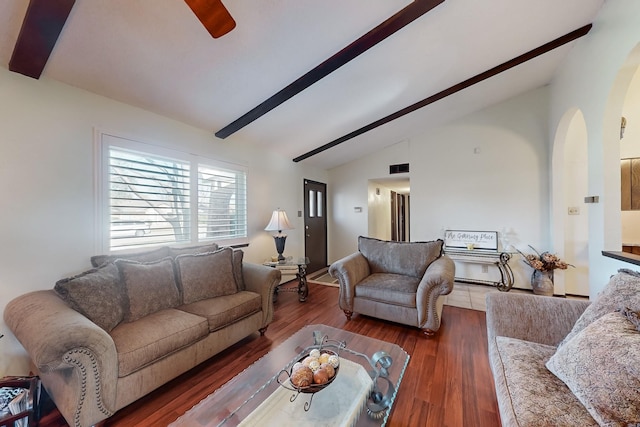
top-left (355, 273), bottom-right (419, 307)
top-left (358, 236), bottom-right (443, 278)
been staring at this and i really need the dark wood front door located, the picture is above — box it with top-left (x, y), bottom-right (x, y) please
top-left (304, 179), bottom-right (327, 274)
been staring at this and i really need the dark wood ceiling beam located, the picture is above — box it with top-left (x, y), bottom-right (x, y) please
top-left (293, 24), bottom-right (592, 163)
top-left (215, 0), bottom-right (445, 139)
top-left (9, 0), bottom-right (76, 79)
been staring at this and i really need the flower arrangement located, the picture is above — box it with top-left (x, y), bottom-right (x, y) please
top-left (517, 245), bottom-right (572, 272)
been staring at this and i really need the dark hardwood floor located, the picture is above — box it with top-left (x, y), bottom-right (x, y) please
top-left (39, 282), bottom-right (501, 427)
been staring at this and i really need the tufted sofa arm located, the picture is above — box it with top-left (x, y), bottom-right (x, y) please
top-left (329, 252), bottom-right (371, 311)
top-left (416, 255), bottom-right (455, 330)
top-left (242, 262), bottom-right (281, 328)
top-left (4, 290), bottom-right (118, 427)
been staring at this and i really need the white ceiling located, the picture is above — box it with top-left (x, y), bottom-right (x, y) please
top-left (1, 0), bottom-right (604, 170)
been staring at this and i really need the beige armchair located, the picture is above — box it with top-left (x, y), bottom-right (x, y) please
top-left (329, 236), bottom-right (455, 336)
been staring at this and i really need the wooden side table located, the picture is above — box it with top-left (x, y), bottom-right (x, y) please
top-left (264, 258), bottom-right (310, 302)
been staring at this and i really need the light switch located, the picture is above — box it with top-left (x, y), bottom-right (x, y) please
top-left (584, 196), bottom-right (599, 203)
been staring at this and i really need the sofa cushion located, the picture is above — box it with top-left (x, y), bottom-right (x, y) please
top-left (233, 249), bottom-right (245, 291)
top-left (169, 243), bottom-right (219, 258)
top-left (546, 310), bottom-right (640, 426)
top-left (178, 291), bottom-right (262, 332)
top-left (560, 269), bottom-right (640, 348)
top-left (91, 246), bottom-right (171, 268)
top-left (54, 262), bottom-right (126, 332)
top-left (492, 336), bottom-right (597, 426)
top-left (110, 308), bottom-right (208, 377)
top-left (358, 236), bottom-right (443, 278)
top-left (354, 273), bottom-right (420, 307)
top-left (116, 257), bottom-right (181, 322)
top-left (175, 247), bottom-right (238, 304)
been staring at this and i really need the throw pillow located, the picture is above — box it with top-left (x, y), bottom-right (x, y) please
top-left (232, 248), bottom-right (245, 291)
top-left (559, 269), bottom-right (640, 348)
top-left (358, 236), bottom-right (443, 278)
top-left (54, 262), bottom-right (126, 332)
top-left (91, 246), bottom-right (171, 268)
top-left (546, 310), bottom-right (640, 425)
top-left (175, 247), bottom-right (238, 304)
top-left (116, 257), bottom-right (181, 323)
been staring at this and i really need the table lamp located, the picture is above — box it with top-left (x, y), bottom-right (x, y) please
top-left (265, 209), bottom-right (293, 262)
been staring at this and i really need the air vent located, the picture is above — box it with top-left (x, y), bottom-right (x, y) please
top-left (389, 163), bottom-right (409, 174)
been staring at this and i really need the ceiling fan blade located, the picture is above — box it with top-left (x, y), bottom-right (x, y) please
top-left (184, 0), bottom-right (236, 39)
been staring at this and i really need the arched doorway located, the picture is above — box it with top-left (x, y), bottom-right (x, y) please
top-left (619, 60), bottom-right (640, 254)
top-left (552, 109), bottom-right (589, 296)
top-left (603, 43), bottom-right (640, 253)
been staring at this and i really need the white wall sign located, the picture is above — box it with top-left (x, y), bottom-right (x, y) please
top-left (444, 230), bottom-right (498, 250)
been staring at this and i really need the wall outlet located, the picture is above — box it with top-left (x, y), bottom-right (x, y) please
top-left (568, 206), bottom-right (580, 215)
top-left (482, 265), bottom-right (489, 273)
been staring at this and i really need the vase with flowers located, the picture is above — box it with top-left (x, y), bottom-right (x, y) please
top-left (516, 245), bottom-right (572, 296)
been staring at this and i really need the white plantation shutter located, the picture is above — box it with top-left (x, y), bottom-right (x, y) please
top-left (109, 147), bottom-right (191, 250)
top-left (198, 164), bottom-right (247, 241)
top-left (100, 134), bottom-right (248, 252)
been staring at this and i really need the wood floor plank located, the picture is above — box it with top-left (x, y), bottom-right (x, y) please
top-left (38, 282), bottom-right (501, 426)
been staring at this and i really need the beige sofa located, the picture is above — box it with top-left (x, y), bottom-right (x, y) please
top-left (329, 236), bottom-right (455, 336)
top-left (3, 244), bottom-right (281, 427)
top-left (486, 269), bottom-right (640, 426)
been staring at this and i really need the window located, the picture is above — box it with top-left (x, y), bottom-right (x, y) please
top-left (197, 164), bottom-right (247, 241)
top-left (99, 134), bottom-right (247, 252)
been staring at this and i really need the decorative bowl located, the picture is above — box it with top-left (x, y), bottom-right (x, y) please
top-left (278, 349), bottom-right (340, 394)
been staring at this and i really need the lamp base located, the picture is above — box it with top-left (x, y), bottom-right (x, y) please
top-left (273, 235), bottom-right (287, 263)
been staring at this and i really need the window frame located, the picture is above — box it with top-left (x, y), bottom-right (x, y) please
top-left (96, 132), bottom-right (249, 253)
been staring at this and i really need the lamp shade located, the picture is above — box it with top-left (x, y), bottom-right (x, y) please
top-left (264, 209), bottom-right (293, 232)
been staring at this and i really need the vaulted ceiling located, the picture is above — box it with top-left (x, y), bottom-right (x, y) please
top-left (1, 0), bottom-right (604, 169)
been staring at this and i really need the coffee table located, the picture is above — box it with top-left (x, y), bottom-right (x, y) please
top-left (170, 324), bottom-right (410, 427)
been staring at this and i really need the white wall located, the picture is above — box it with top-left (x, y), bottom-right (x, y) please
top-left (328, 140), bottom-right (410, 260)
top-left (0, 67), bottom-right (327, 376)
top-left (367, 182), bottom-right (392, 240)
top-left (329, 87), bottom-right (551, 288)
top-left (550, 0), bottom-right (640, 297)
top-left (562, 111), bottom-right (590, 296)
top-left (413, 87), bottom-right (550, 287)
top-left (329, 0), bottom-right (640, 298)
